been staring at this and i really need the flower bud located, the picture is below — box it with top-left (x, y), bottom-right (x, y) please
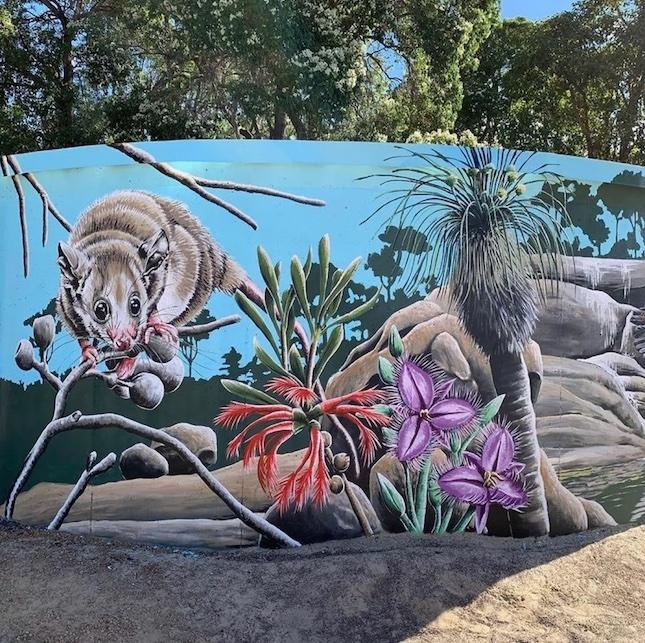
top-left (129, 373), bottom-right (164, 410)
top-left (15, 339), bottom-right (35, 371)
top-left (446, 174), bottom-right (459, 188)
top-left (515, 183), bottom-right (526, 195)
top-left (32, 315), bottom-right (56, 354)
top-left (329, 475), bottom-right (344, 494)
top-left (388, 325), bottom-right (404, 358)
top-left (321, 430), bottom-right (333, 448)
top-left (496, 187), bottom-right (508, 199)
top-left (143, 334), bottom-right (177, 363)
top-left (332, 452), bottom-right (350, 473)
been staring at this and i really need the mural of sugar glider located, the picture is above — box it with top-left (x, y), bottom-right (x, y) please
top-left (57, 190), bottom-right (245, 378)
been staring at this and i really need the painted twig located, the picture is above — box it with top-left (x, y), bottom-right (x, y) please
top-left (17, 411), bottom-right (300, 548)
top-left (110, 142), bottom-right (325, 231)
top-left (47, 451), bottom-right (117, 530)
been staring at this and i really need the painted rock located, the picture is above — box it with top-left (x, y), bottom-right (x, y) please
top-left (119, 443), bottom-right (169, 480)
top-left (150, 423), bottom-right (217, 474)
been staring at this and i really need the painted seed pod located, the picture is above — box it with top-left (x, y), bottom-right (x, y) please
top-left (329, 475), bottom-right (345, 494)
top-left (32, 315), bottom-right (56, 354)
top-left (129, 373), bottom-right (165, 410)
top-left (15, 339), bottom-right (35, 371)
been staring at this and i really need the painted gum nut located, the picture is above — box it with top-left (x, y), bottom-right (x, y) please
top-left (15, 339), bottom-right (35, 371)
top-left (32, 315), bottom-right (56, 353)
top-left (321, 430), bottom-right (333, 448)
top-left (329, 475), bottom-right (345, 494)
top-left (332, 452), bottom-right (350, 473)
top-left (143, 334), bottom-right (177, 364)
top-left (129, 373), bottom-right (165, 410)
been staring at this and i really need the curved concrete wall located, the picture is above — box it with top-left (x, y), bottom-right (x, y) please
top-left (0, 141), bottom-right (643, 548)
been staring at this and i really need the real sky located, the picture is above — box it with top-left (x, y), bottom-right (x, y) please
top-left (502, 0), bottom-right (574, 20)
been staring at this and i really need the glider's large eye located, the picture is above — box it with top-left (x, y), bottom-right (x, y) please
top-left (93, 299), bottom-right (111, 323)
top-left (129, 293), bottom-right (141, 317)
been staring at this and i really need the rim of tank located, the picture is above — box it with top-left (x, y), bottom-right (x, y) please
top-left (3, 140), bottom-right (644, 190)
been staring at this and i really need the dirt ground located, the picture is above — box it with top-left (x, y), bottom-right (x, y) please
top-left (1, 521), bottom-right (644, 643)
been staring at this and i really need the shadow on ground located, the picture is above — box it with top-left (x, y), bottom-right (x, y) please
top-left (2, 520), bottom-right (644, 642)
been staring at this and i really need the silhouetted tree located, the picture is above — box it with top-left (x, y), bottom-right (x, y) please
top-left (179, 308), bottom-right (217, 378)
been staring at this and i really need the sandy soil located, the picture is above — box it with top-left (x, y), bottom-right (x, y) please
top-left (1, 521), bottom-right (644, 643)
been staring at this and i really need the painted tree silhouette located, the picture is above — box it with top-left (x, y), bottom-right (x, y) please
top-left (179, 308), bottom-right (216, 378)
top-left (597, 171), bottom-right (645, 258)
top-left (562, 181), bottom-right (609, 256)
top-left (366, 225), bottom-right (430, 301)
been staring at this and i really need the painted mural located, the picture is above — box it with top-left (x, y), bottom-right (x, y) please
top-left (1, 141), bottom-right (644, 549)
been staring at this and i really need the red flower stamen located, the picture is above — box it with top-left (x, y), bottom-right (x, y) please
top-left (215, 402), bottom-right (293, 428)
top-left (320, 388), bottom-right (384, 413)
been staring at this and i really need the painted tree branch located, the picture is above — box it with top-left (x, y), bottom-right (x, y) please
top-left (109, 142), bottom-right (325, 231)
top-left (1, 153), bottom-right (72, 278)
top-left (177, 314), bottom-right (240, 336)
top-left (47, 451), bottom-right (117, 530)
top-left (14, 411), bottom-right (300, 548)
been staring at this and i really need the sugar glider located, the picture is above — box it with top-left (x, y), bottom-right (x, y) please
top-left (57, 190), bottom-right (245, 378)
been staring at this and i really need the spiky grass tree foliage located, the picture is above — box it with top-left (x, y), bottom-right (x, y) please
top-left (367, 146), bottom-right (571, 536)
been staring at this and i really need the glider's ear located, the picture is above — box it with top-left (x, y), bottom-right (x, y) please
top-left (58, 242), bottom-right (90, 293)
top-left (139, 229), bottom-right (169, 275)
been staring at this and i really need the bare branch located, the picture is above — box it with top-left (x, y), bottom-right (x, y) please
top-left (6, 157), bottom-right (29, 278)
top-left (177, 314), bottom-right (240, 336)
top-left (47, 451), bottom-right (117, 530)
top-left (109, 142), bottom-right (327, 229)
top-left (109, 143), bottom-right (258, 229)
top-left (8, 410), bottom-right (300, 548)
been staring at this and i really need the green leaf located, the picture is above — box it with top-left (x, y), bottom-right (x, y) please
top-left (257, 247), bottom-right (280, 306)
top-left (234, 291), bottom-right (279, 356)
top-left (253, 338), bottom-right (290, 377)
top-left (318, 234), bottom-right (330, 301)
top-left (388, 325), bottom-right (404, 358)
top-left (274, 261), bottom-right (281, 283)
top-left (330, 290), bottom-right (380, 327)
top-left (479, 394), bottom-right (505, 427)
top-left (288, 345), bottom-right (306, 382)
top-left (378, 356), bottom-right (396, 384)
top-left (303, 248), bottom-right (313, 278)
top-left (220, 379), bottom-right (279, 405)
top-left (313, 325), bottom-right (344, 382)
top-left (377, 473), bottom-right (406, 518)
top-left (290, 256), bottom-right (312, 323)
top-left (320, 257), bottom-right (361, 317)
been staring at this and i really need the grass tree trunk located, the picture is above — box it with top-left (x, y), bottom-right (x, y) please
top-left (489, 351), bottom-right (550, 537)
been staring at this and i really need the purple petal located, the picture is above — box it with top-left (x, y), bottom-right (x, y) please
top-left (438, 466), bottom-right (488, 505)
top-left (475, 504), bottom-right (490, 534)
top-left (397, 360), bottom-right (435, 412)
top-left (433, 378), bottom-right (456, 401)
top-left (429, 398), bottom-right (477, 430)
top-left (481, 425), bottom-right (515, 473)
top-left (489, 478), bottom-right (528, 510)
top-left (462, 451), bottom-right (482, 468)
top-left (396, 416), bottom-right (432, 462)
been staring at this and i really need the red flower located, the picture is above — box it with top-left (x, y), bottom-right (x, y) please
top-left (266, 376), bottom-right (318, 406)
top-left (215, 379), bottom-right (390, 511)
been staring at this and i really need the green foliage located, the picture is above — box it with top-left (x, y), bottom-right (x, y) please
top-left (234, 236), bottom-right (375, 390)
top-left (459, 2), bottom-right (645, 164)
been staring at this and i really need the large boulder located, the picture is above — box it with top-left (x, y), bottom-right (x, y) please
top-left (534, 355), bottom-right (645, 468)
top-left (260, 482), bottom-right (381, 547)
top-left (531, 254), bottom-right (645, 308)
top-left (150, 423), bottom-right (217, 474)
top-left (540, 450), bottom-right (588, 535)
top-left (580, 498), bottom-right (618, 529)
top-left (4, 451), bottom-right (304, 525)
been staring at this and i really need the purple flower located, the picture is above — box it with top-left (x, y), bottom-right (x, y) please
top-left (393, 359), bottom-right (477, 462)
top-left (438, 424), bottom-right (528, 533)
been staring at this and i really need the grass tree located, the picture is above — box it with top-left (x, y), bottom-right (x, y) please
top-left (368, 146), bottom-right (570, 536)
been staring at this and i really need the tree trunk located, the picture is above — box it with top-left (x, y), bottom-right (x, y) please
top-left (488, 351), bottom-right (550, 537)
top-left (269, 108), bottom-right (286, 139)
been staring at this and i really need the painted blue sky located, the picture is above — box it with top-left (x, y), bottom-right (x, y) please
top-left (1, 141), bottom-right (643, 385)
top-left (502, 0), bottom-right (574, 19)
